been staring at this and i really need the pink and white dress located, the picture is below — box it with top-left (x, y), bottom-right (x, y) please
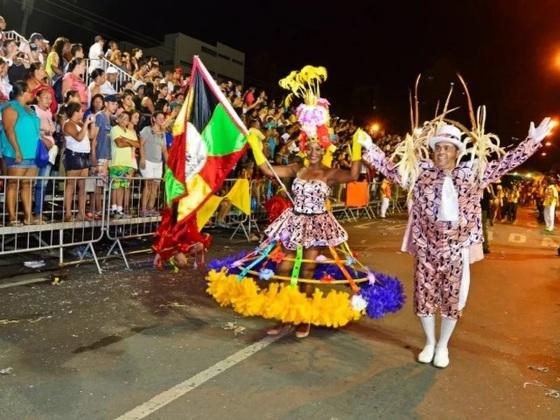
top-left (265, 177), bottom-right (348, 250)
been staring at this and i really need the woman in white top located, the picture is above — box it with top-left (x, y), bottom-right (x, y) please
top-left (62, 102), bottom-right (96, 221)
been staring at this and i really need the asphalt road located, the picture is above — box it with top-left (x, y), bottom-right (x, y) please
top-left (0, 207), bottom-right (558, 420)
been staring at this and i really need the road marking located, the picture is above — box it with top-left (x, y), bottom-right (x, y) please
top-left (541, 237), bottom-right (559, 248)
top-left (355, 221), bottom-right (376, 229)
top-left (508, 233), bottom-right (526, 244)
top-left (114, 332), bottom-right (287, 420)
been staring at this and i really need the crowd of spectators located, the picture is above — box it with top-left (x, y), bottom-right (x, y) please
top-left (0, 17), bottom-right (395, 226)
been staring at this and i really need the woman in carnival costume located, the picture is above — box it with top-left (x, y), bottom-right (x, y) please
top-left (206, 65), bottom-right (405, 338)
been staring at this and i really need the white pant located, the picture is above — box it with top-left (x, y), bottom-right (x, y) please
top-left (380, 197), bottom-right (390, 217)
top-left (140, 160), bottom-right (163, 179)
top-left (544, 205), bottom-right (556, 231)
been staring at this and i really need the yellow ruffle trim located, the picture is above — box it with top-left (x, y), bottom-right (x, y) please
top-left (206, 269), bottom-right (362, 328)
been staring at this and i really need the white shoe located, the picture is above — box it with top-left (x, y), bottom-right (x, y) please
top-left (417, 344), bottom-right (435, 364)
top-left (433, 346), bottom-right (449, 368)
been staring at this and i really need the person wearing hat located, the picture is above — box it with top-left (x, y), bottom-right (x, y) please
top-left (359, 118), bottom-right (551, 368)
top-left (100, 66), bottom-right (118, 96)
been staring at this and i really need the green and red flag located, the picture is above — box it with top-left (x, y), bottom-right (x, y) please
top-left (153, 56), bottom-right (249, 263)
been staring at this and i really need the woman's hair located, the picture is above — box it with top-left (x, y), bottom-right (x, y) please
top-left (52, 37), bottom-right (69, 63)
top-left (35, 86), bottom-right (51, 98)
top-left (129, 110), bottom-right (140, 124)
top-left (70, 43), bottom-right (83, 57)
top-left (143, 82), bottom-right (155, 100)
top-left (25, 62), bottom-right (43, 80)
top-left (152, 109), bottom-right (165, 120)
top-left (154, 98), bottom-right (168, 111)
top-left (9, 81), bottom-right (28, 100)
top-left (67, 57), bottom-right (84, 73)
top-left (122, 89), bottom-right (135, 99)
top-left (90, 94), bottom-right (104, 112)
top-left (64, 89), bottom-right (79, 103)
top-left (118, 111), bottom-right (131, 121)
top-left (90, 68), bottom-right (105, 81)
top-left (65, 102), bottom-right (82, 119)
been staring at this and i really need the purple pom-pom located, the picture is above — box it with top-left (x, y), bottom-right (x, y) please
top-left (359, 272), bottom-right (405, 319)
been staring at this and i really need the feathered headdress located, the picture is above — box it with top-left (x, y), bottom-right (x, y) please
top-left (279, 65), bottom-right (334, 156)
top-left (454, 74), bottom-right (505, 181)
top-left (389, 75), bottom-right (458, 194)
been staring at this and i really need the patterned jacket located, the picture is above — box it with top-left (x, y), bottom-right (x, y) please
top-left (363, 136), bottom-right (542, 256)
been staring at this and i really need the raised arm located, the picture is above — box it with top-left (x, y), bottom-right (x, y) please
top-left (483, 118), bottom-right (551, 187)
top-left (356, 129), bottom-right (403, 186)
top-left (327, 131), bottom-right (361, 184)
top-left (246, 128), bottom-right (300, 178)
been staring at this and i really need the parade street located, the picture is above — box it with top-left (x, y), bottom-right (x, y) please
top-left (1, 207), bottom-right (558, 420)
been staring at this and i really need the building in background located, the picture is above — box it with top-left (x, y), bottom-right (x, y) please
top-left (121, 33), bottom-right (245, 84)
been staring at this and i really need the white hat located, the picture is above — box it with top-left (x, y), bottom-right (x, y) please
top-left (106, 66), bottom-right (118, 74)
top-left (428, 123), bottom-right (466, 154)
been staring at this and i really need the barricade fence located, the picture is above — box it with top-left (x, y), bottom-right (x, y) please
top-left (105, 176), bottom-right (165, 270)
top-left (0, 174), bottom-right (407, 274)
top-left (0, 175), bottom-right (105, 272)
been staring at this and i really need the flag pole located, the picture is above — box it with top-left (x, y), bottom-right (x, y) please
top-left (263, 160), bottom-right (294, 204)
top-left (193, 56), bottom-right (295, 205)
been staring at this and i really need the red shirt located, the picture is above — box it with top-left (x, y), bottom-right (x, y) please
top-left (244, 90), bottom-right (254, 106)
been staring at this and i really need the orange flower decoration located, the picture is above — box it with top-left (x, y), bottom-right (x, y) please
top-left (270, 249), bottom-right (286, 264)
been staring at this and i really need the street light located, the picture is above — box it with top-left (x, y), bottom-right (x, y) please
top-left (370, 122), bottom-right (381, 134)
top-left (548, 118), bottom-right (558, 136)
top-left (554, 51), bottom-right (560, 71)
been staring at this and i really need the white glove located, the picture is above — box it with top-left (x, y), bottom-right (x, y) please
top-left (356, 129), bottom-right (374, 149)
top-left (528, 117), bottom-right (552, 142)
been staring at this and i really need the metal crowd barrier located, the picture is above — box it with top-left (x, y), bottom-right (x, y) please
top-left (1, 30), bottom-right (28, 47)
top-left (0, 173), bottom-right (408, 277)
top-left (105, 176), bottom-right (163, 270)
top-left (0, 175), bottom-right (105, 273)
top-left (205, 178), bottom-right (257, 241)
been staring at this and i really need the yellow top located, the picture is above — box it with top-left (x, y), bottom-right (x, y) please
top-left (110, 125), bottom-right (138, 167)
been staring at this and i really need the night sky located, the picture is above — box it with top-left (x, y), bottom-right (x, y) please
top-left (4, 0), bottom-right (560, 170)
